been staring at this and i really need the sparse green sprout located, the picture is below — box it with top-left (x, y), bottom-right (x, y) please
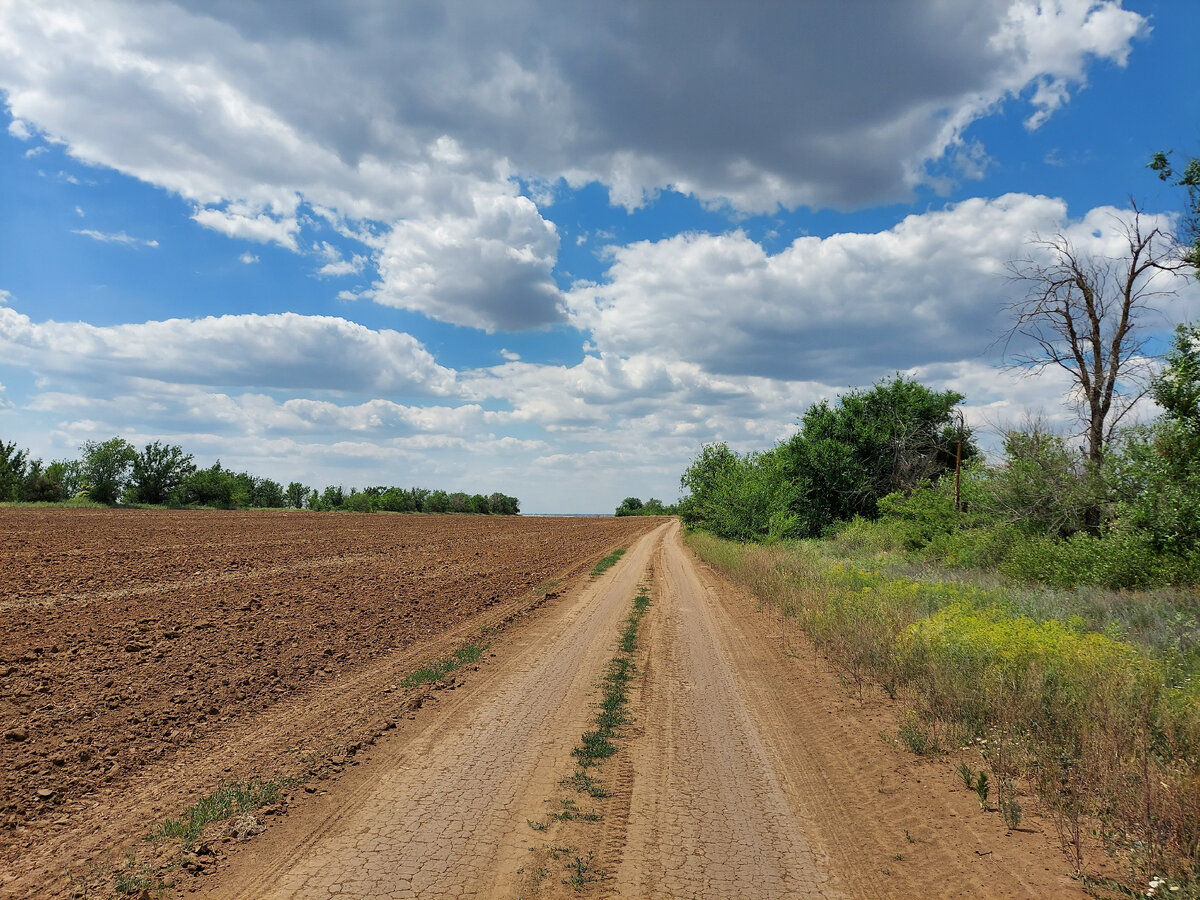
top-left (957, 762), bottom-right (976, 791)
top-left (1000, 782), bottom-right (1022, 830)
top-left (975, 771), bottom-right (990, 811)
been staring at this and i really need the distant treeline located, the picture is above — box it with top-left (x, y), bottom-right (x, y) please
top-left (0, 435), bottom-right (519, 515)
top-left (613, 497), bottom-right (677, 517)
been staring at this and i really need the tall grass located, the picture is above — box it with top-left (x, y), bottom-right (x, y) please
top-left (688, 530), bottom-right (1200, 891)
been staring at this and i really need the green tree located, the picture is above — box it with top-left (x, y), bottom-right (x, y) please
top-left (1152, 322), bottom-right (1200, 427)
top-left (342, 489), bottom-right (374, 513)
top-left (1149, 150), bottom-right (1200, 271)
top-left (679, 442), bottom-right (741, 529)
top-left (251, 477), bottom-right (285, 508)
top-left (173, 462), bottom-right (237, 508)
top-left (1107, 320), bottom-right (1200, 555)
top-left (378, 487), bottom-right (416, 512)
top-left (80, 437), bottom-right (137, 505)
top-left (487, 492), bottom-right (519, 515)
top-left (0, 439), bottom-right (28, 502)
top-left (615, 497), bottom-right (644, 516)
top-left (21, 459), bottom-right (66, 502)
top-left (780, 376), bottom-right (970, 536)
top-left (1108, 422), bottom-right (1200, 556)
top-left (319, 485), bottom-right (346, 510)
top-left (425, 489), bottom-right (450, 513)
top-left (285, 481), bottom-right (308, 509)
top-left (46, 460), bottom-right (83, 499)
top-left (130, 441), bottom-right (196, 505)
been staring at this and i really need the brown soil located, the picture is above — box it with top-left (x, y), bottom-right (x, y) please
top-left (192, 521), bottom-right (1083, 899)
top-left (0, 508), bottom-right (659, 898)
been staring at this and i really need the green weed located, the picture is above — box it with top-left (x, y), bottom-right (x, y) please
top-left (589, 549), bottom-right (626, 577)
top-left (148, 777), bottom-right (290, 849)
top-left (561, 769), bottom-right (608, 798)
top-left (975, 771), bottom-right (990, 811)
top-left (957, 761), bottom-right (976, 790)
top-left (401, 641), bottom-right (487, 687)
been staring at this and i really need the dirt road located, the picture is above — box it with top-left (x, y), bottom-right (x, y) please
top-left (204, 521), bottom-right (1082, 899)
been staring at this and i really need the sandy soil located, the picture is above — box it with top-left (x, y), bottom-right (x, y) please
top-left (0, 508), bottom-right (658, 898)
top-left (189, 521), bottom-right (1084, 899)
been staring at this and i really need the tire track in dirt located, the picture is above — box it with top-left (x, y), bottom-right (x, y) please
top-left (205, 524), bottom-right (670, 900)
top-left (613, 524), bottom-right (838, 898)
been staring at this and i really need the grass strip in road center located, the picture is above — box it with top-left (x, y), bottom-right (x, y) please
top-left (520, 586), bottom-right (652, 892)
top-left (569, 587), bottom-right (651, 784)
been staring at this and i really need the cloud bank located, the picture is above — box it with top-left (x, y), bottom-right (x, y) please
top-left (0, 0), bottom-right (1148, 331)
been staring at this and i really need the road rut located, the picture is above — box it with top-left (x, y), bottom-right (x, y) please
top-left (614, 526), bottom-right (836, 898)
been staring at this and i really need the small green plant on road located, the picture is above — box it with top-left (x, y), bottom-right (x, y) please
top-left (589, 549), bottom-right (626, 577)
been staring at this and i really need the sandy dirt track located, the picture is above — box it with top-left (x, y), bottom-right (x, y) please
top-left (200, 521), bottom-right (1083, 899)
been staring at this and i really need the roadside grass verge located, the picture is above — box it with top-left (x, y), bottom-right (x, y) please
top-left (686, 530), bottom-right (1200, 894)
top-left (401, 641), bottom-right (487, 687)
top-left (147, 777), bottom-right (295, 849)
top-left (589, 549), bottom-right (626, 577)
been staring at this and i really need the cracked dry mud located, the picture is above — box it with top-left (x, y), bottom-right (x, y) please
top-left (203, 520), bottom-right (1082, 899)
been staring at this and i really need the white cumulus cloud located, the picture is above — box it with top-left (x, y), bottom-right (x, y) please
top-left (0, 0), bottom-right (1150, 331)
top-left (0, 307), bottom-right (455, 395)
top-left (567, 194), bottom-right (1194, 384)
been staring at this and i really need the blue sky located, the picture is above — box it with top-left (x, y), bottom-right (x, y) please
top-left (1, 0), bottom-right (1198, 512)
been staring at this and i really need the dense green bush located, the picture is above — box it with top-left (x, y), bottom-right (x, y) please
top-left (80, 437), bottom-right (138, 505)
top-left (779, 376), bottom-right (972, 536)
top-left (679, 376), bottom-right (972, 542)
top-left (615, 496), bottom-right (675, 516)
top-left (680, 442), bottom-right (798, 541)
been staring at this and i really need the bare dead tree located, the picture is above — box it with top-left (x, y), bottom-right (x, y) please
top-left (1003, 204), bottom-right (1189, 473)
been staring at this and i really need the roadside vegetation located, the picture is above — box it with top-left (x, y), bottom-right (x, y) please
top-left (613, 496), bottom-right (678, 516)
top-left (148, 777), bottom-right (293, 850)
top-left (680, 344), bottom-right (1200, 890)
top-left (0, 434), bottom-right (519, 513)
top-left (676, 197), bottom-right (1200, 893)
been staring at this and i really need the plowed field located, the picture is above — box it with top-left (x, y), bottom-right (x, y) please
top-left (0, 509), bottom-right (658, 897)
